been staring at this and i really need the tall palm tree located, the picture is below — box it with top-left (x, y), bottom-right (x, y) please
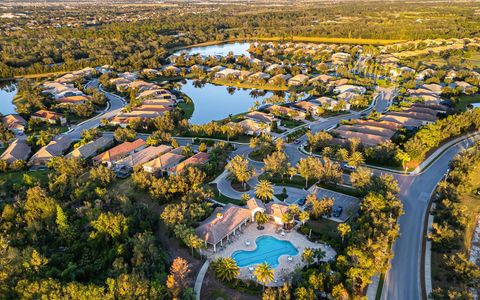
top-left (255, 180), bottom-right (274, 202)
top-left (302, 248), bottom-right (315, 266)
top-left (213, 257), bottom-right (240, 282)
top-left (253, 262), bottom-right (274, 289)
top-left (255, 211), bottom-right (269, 229)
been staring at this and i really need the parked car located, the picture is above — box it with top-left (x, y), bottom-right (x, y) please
top-left (293, 139), bottom-right (301, 144)
top-left (297, 197), bottom-right (306, 206)
top-left (332, 206), bottom-right (343, 218)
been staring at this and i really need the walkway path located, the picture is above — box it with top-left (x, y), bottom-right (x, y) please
top-left (194, 260), bottom-right (210, 300)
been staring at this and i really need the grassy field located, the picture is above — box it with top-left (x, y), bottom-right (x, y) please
top-left (456, 94), bottom-right (480, 112)
top-left (0, 170), bottom-right (50, 198)
top-left (178, 101), bottom-right (195, 120)
top-left (304, 218), bottom-right (342, 249)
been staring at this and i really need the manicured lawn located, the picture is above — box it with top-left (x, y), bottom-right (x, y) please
top-left (456, 94), bottom-right (480, 112)
top-left (178, 101), bottom-right (195, 120)
top-left (304, 218), bottom-right (342, 249)
top-left (0, 170), bottom-right (50, 186)
top-left (259, 173), bottom-right (315, 189)
top-left (281, 118), bottom-right (304, 129)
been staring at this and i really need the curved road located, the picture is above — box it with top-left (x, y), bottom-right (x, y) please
top-left (65, 79), bottom-right (126, 139)
top-left (381, 136), bottom-right (476, 300)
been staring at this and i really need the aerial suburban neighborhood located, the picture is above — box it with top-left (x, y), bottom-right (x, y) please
top-left (0, 1), bottom-right (479, 300)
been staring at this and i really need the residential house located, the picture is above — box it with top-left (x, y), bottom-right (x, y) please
top-left (56, 95), bottom-right (90, 105)
top-left (2, 114), bottom-right (27, 134)
top-left (66, 136), bottom-right (114, 159)
top-left (331, 52), bottom-right (351, 65)
top-left (169, 152), bottom-right (209, 175)
top-left (292, 101), bottom-right (320, 115)
top-left (244, 111), bottom-right (280, 126)
top-left (142, 152), bottom-right (185, 175)
top-left (214, 68), bottom-right (240, 79)
top-left (93, 139), bottom-right (146, 167)
top-left (334, 84), bottom-right (366, 94)
top-left (29, 135), bottom-right (73, 166)
top-left (233, 119), bottom-right (270, 136)
top-left (0, 139), bottom-right (31, 164)
top-left (268, 74), bottom-right (291, 85)
top-left (249, 72), bottom-right (270, 81)
top-left (116, 145), bottom-right (172, 170)
top-left (31, 110), bottom-right (67, 125)
top-left (288, 74), bottom-right (309, 86)
top-left (268, 105), bottom-right (305, 120)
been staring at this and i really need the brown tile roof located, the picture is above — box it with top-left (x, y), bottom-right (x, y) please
top-left (265, 202), bottom-right (289, 219)
top-left (2, 114), bottom-right (27, 126)
top-left (93, 139), bottom-right (146, 163)
top-left (32, 110), bottom-right (62, 121)
top-left (56, 95), bottom-right (90, 104)
top-left (169, 152), bottom-right (209, 174)
top-left (244, 111), bottom-right (278, 124)
top-left (117, 145), bottom-right (172, 168)
top-left (142, 152), bottom-right (184, 172)
top-left (195, 204), bottom-right (252, 245)
top-left (0, 139), bottom-right (31, 163)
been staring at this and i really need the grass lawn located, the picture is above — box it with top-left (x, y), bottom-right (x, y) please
top-left (0, 170), bottom-right (50, 186)
top-left (317, 182), bottom-right (362, 198)
top-left (304, 218), bottom-right (342, 249)
top-left (259, 173), bottom-right (315, 189)
top-left (275, 193), bottom-right (288, 201)
top-left (0, 170), bottom-right (50, 197)
top-left (456, 94), bottom-right (480, 112)
top-left (281, 118), bottom-right (304, 129)
top-left (209, 183), bottom-right (242, 205)
top-left (178, 101), bottom-right (195, 120)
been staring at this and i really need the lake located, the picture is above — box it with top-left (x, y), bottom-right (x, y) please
top-left (175, 42), bottom-right (252, 57)
top-left (180, 80), bottom-right (284, 124)
top-left (0, 81), bottom-right (17, 115)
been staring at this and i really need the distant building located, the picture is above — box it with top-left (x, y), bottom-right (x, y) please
top-left (93, 139), bottom-right (146, 167)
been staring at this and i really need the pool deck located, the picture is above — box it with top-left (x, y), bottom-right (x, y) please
top-left (203, 222), bottom-right (336, 287)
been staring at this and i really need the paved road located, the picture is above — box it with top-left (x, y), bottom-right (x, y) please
top-left (64, 79), bottom-right (126, 139)
top-left (381, 137), bottom-right (476, 300)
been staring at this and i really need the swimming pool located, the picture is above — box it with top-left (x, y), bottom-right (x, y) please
top-left (232, 236), bottom-right (299, 268)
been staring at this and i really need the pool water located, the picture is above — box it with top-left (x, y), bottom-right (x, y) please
top-left (232, 236), bottom-right (298, 268)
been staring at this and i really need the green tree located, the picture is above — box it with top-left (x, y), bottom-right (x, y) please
top-left (212, 257), bottom-right (240, 282)
top-left (226, 155), bottom-right (255, 189)
top-left (255, 180), bottom-right (274, 202)
top-left (255, 211), bottom-right (270, 229)
top-left (253, 262), bottom-right (274, 289)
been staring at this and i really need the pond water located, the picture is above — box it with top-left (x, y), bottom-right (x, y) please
top-left (179, 79), bottom-right (290, 125)
top-left (176, 42), bottom-right (252, 57)
top-left (0, 81), bottom-right (17, 115)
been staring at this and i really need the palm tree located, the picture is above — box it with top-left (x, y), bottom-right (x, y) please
top-left (299, 211), bottom-right (310, 225)
top-left (213, 257), bottom-right (240, 282)
top-left (347, 151), bottom-right (365, 168)
top-left (255, 211), bottom-right (269, 229)
top-left (255, 180), bottom-right (274, 202)
top-left (338, 223), bottom-right (351, 243)
top-left (253, 262), bottom-right (274, 289)
top-left (302, 248), bottom-right (315, 266)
